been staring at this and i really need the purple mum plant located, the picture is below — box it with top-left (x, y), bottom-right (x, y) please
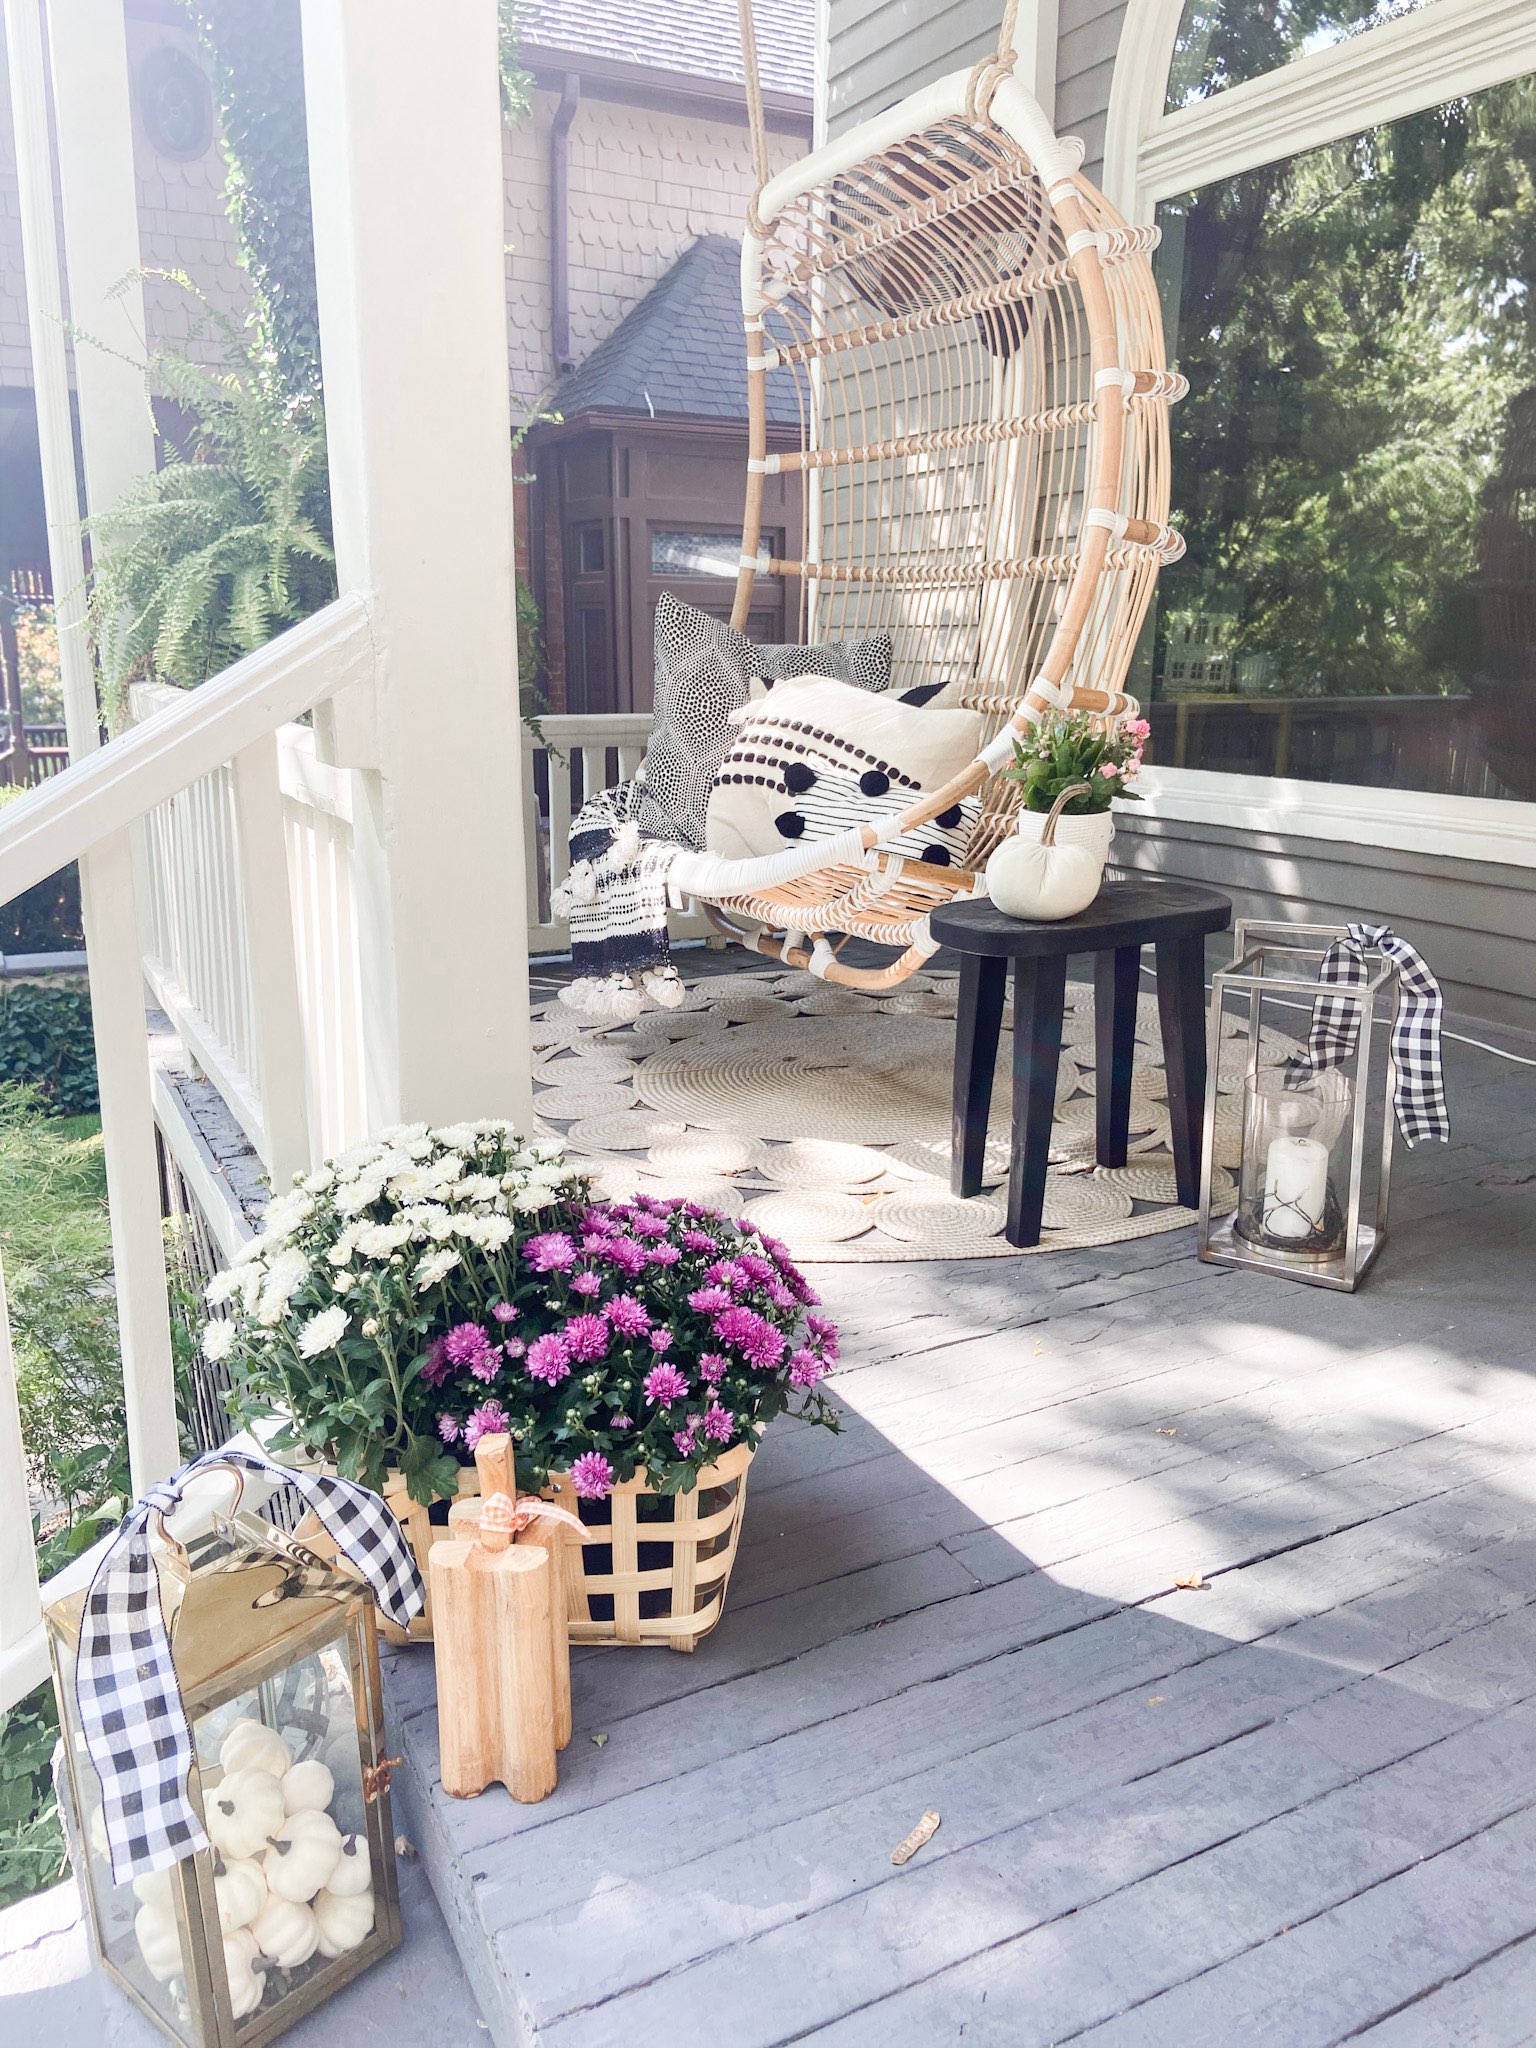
top-left (427, 1195), bottom-right (840, 1499)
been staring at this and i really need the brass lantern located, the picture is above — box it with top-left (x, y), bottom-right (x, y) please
top-left (1199, 920), bottom-right (1399, 1292)
top-left (46, 1479), bottom-right (402, 2046)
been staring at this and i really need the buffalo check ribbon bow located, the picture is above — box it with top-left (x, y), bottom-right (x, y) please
top-left (76, 1448), bottom-right (424, 1884)
top-left (1307, 922), bottom-right (1450, 1149)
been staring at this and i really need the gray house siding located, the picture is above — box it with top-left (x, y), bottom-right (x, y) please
top-left (823, 0), bottom-right (1536, 1034)
top-left (1055, 0), bottom-right (1127, 179)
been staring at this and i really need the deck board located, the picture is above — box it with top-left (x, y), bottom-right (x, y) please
top-left (385, 1010), bottom-right (1536, 2045)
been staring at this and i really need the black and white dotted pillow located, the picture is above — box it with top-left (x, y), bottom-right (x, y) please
top-left (638, 594), bottom-right (894, 850)
top-left (755, 637), bottom-right (893, 694)
top-left (778, 762), bottom-right (980, 868)
top-left (705, 676), bottom-right (984, 863)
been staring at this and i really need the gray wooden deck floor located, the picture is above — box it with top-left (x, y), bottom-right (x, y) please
top-left (386, 997), bottom-right (1536, 2046)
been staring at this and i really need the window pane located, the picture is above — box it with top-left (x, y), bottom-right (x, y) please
top-left (651, 530), bottom-right (747, 579)
top-left (1167, 0), bottom-right (1426, 112)
top-left (1150, 76), bottom-right (1536, 801)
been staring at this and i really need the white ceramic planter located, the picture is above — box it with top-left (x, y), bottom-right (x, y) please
top-left (1013, 805), bottom-right (1115, 861)
top-left (985, 793), bottom-right (1114, 921)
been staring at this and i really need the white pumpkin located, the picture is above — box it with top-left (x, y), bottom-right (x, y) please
top-left (135, 1900), bottom-right (184, 1983)
top-left (213, 1854), bottom-right (267, 1934)
top-left (205, 1767), bottom-right (286, 1861)
top-left (251, 1893), bottom-right (321, 1971)
top-left (280, 1758), bottom-right (334, 1816)
top-left (313, 1884), bottom-right (374, 1957)
top-left (224, 1927), bottom-right (265, 2018)
top-left (326, 1831), bottom-right (371, 1898)
top-left (985, 783), bottom-right (1108, 923)
top-left (132, 1865), bottom-right (175, 1910)
top-left (264, 1809), bottom-right (342, 1902)
top-left (219, 1717), bottom-right (293, 1782)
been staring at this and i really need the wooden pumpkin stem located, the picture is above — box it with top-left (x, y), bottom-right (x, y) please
top-left (1042, 783), bottom-right (1093, 845)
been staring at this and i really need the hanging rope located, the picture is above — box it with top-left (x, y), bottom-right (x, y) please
top-left (736, 0), bottom-right (772, 216)
top-left (967, 0), bottom-right (1022, 119)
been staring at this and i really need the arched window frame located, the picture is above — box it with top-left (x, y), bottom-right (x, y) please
top-left (1100, 0), bottom-right (1536, 866)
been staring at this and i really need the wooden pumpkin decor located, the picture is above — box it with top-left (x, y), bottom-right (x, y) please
top-left (429, 1435), bottom-right (583, 1804)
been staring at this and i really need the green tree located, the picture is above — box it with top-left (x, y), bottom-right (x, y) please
top-left (1157, 76), bottom-right (1536, 702)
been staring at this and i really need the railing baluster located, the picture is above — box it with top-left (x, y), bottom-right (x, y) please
top-left (522, 737), bottom-right (544, 938)
top-left (232, 735), bottom-right (313, 1185)
top-left (0, 1247), bottom-right (45, 1708)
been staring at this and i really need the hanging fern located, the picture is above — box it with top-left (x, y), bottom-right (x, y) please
top-left (85, 291), bottom-right (335, 707)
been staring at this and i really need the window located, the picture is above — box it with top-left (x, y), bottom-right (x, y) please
top-left (650, 530), bottom-right (752, 579)
top-left (1149, 76), bottom-right (1536, 799)
top-left (1166, 1), bottom-right (1427, 111)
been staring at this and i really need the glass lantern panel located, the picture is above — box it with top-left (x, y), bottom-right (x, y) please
top-left (52, 1666), bottom-right (197, 2045)
top-left (1235, 1064), bottom-right (1354, 1257)
top-left (192, 1619), bottom-right (379, 2028)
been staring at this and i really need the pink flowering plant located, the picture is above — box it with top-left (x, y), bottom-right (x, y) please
top-left (1005, 707), bottom-right (1149, 815)
top-left (200, 1121), bottom-right (592, 1503)
top-left (425, 1193), bottom-right (840, 1501)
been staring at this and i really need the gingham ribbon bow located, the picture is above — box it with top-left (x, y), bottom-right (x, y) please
top-left (1308, 922), bottom-right (1449, 1148)
top-left (77, 1448), bottom-right (424, 1883)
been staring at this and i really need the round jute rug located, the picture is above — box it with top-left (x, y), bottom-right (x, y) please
top-left (531, 970), bottom-right (1255, 1263)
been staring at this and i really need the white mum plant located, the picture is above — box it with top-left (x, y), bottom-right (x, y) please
top-left (200, 1122), bottom-right (590, 1500)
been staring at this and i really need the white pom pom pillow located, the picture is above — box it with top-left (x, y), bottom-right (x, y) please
top-left (705, 677), bottom-right (985, 869)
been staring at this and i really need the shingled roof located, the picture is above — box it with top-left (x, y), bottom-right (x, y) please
top-left (516, 0), bottom-right (813, 101)
top-left (553, 235), bottom-right (799, 428)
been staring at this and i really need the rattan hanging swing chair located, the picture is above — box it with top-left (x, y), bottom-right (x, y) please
top-left (667, 0), bottom-right (1186, 992)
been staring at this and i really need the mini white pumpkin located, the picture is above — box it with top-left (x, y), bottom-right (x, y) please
top-left (313, 1884), bottom-right (374, 1957)
top-left (251, 1893), bottom-right (321, 1971)
top-left (985, 783), bottom-right (1107, 923)
top-left (132, 1865), bottom-right (175, 1910)
top-left (219, 1717), bottom-right (293, 1782)
top-left (213, 1854), bottom-right (267, 1934)
top-left (135, 1900), bottom-right (184, 1982)
top-left (263, 1809), bottom-right (342, 1902)
top-left (280, 1758), bottom-right (334, 1816)
top-left (205, 1767), bottom-right (286, 1861)
top-left (224, 1926), bottom-right (265, 2018)
top-left (326, 1831), bottom-right (371, 1899)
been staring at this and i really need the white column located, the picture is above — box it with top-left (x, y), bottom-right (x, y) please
top-left (1012, 0), bottom-right (1061, 122)
top-left (301, 0), bottom-right (535, 1135)
top-left (7, 0), bottom-right (180, 1494)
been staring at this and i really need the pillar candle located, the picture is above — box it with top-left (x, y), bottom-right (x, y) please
top-left (1263, 1134), bottom-right (1329, 1241)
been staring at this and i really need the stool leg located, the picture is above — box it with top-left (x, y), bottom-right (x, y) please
top-left (952, 954), bottom-right (1006, 1198)
top-left (1095, 944), bottom-right (1141, 1168)
top-left (1007, 954), bottom-right (1068, 1247)
top-left (1155, 931), bottom-right (1208, 1206)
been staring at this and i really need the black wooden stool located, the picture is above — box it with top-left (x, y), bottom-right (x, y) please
top-left (930, 882), bottom-right (1233, 1247)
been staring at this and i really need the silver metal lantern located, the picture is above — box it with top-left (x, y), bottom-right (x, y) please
top-left (1199, 920), bottom-right (1399, 1292)
top-left (47, 1478), bottom-right (402, 2046)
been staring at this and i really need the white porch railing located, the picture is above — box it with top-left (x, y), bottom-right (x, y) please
top-left (0, 0), bottom-right (586, 1724)
top-left (129, 702), bottom-right (689, 1179)
top-left (521, 714), bottom-right (712, 951)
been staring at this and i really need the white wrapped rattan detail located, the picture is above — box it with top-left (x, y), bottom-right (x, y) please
top-left (809, 939), bottom-right (838, 980)
top-left (978, 728), bottom-right (1025, 773)
top-left (1085, 508), bottom-right (1130, 542)
top-left (1095, 367), bottom-right (1137, 403)
top-left (1066, 228), bottom-right (1110, 257)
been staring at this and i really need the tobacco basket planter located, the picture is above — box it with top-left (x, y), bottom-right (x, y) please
top-left (377, 1443), bottom-right (755, 1653)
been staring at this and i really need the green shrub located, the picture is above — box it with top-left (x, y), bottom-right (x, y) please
top-left (0, 983), bottom-right (98, 1117)
top-left (0, 1685), bottom-right (66, 1911)
top-left (0, 1089), bottom-right (127, 1521)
